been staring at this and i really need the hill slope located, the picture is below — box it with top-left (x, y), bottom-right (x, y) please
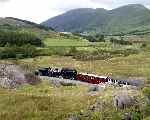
top-left (41, 4), bottom-right (150, 34)
top-left (0, 17), bottom-right (55, 38)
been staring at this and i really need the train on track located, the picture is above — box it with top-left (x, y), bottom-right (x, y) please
top-left (35, 67), bottom-right (115, 84)
top-left (35, 67), bottom-right (143, 86)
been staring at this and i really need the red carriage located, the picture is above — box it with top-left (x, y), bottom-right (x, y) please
top-left (76, 73), bottom-right (110, 84)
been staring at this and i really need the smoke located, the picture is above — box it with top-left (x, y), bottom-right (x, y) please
top-left (0, 0), bottom-right (10, 2)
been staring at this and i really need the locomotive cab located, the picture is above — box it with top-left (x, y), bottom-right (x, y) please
top-left (61, 68), bottom-right (77, 80)
top-left (35, 68), bottom-right (49, 76)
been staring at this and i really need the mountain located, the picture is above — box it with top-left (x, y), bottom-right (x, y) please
top-left (41, 4), bottom-right (150, 34)
top-left (0, 17), bottom-right (55, 38)
top-left (0, 17), bottom-right (54, 30)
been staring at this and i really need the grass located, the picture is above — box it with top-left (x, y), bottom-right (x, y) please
top-left (0, 52), bottom-right (149, 119)
top-left (44, 38), bottom-right (90, 47)
top-left (0, 80), bottom-right (143, 120)
top-left (0, 81), bottom-right (97, 120)
top-left (18, 50), bottom-right (150, 79)
top-left (0, 34), bottom-right (149, 119)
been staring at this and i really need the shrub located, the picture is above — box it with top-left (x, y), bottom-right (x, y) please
top-left (141, 43), bottom-right (147, 48)
top-left (143, 87), bottom-right (150, 99)
top-left (0, 44), bottom-right (37, 59)
top-left (95, 34), bottom-right (105, 42)
top-left (0, 31), bottom-right (42, 47)
top-left (25, 73), bottom-right (41, 85)
top-left (68, 47), bottom-right (78, 56)
top-left (110, 37), bottom-right (132, 45)
top-left (85, 35), bottom-right (97, 42)
top-left (142, 87), bottom-right (150, 118)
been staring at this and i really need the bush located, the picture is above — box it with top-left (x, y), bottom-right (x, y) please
top-left (68, 47), bottom-right (78, 56)
top-left (143, 87), bottom-right (150, 99)
top-left (142, 87), bottom-right (150, 118)
top-left (0, 31), bottom-right (42, 47)
top-left (25, 73), bottom-right (41, 85)
top-left (72, 48), bottom-right (138, 61)
top-left (110, 37), bottom-right (132, 45)
top-left (0, 44), bottom-right (37, 59)
top-left (85, 35), bottom-right (97, 42)
top-left (84, 34), bottom-right (105, 42)
top-left (95, 34), bottom-right (105, 42)
top-left (141, 43), bottom-right (147, 48)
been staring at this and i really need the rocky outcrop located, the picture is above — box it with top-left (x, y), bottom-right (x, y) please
top-left (0, 64), bottom-right (40, 89)
top-left (0, 64), bottom-right (26, 88)
top-left (113, 93), bottom-right (138, 109)
top-left (0, 77), bottom-right (20, 89)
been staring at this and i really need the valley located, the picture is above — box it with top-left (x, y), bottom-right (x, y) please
top-left (0, 4), bottom-right (150, 120)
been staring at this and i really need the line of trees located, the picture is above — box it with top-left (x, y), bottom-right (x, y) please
top-left (72, 33), bottom-right (105, 42)
top-left (0, 31), bottom-right (42, 47)
top-left (84, 34), bottom-right (105, 42)
top-left (0, 44), bottom-right (37, 59)
top-left (110, 37), bottom-right (132, 45)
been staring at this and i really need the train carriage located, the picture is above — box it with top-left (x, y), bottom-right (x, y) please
top-left (76, 73), bottom-right (110, 84)
top-left (35, 67), bottom-right (112, 85)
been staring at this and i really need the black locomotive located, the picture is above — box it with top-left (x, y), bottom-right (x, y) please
top-left (35, 67), bottom-right (142, 86)
top-left (35, 67), bottom-right (77, 80)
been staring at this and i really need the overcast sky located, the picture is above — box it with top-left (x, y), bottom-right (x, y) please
top-left (0, 0), bottom-right (150, 23)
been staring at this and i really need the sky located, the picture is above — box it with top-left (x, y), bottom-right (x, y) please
top-left (0, 0), bottom-right (150, 23)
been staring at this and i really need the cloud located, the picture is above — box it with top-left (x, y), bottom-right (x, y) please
top-left (0, 0), bottom-right (150, 23)
top-left (92, 0), bottom-right (113, 4)
top-left (50, 0), bottom-right (112, 11)
top-left (0, 0), bottom-right (10, 2)
top-left (90, 0), bottom-right (150, 8)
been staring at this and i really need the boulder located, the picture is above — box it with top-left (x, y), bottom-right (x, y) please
top-left (68, 115), bottom-right (79, 120)
top-left (0, 64), bottom-right (40, 88)
top-left (113, 93), bottom-right (137, 109)
top-left (0, 77), bottom-right (20, 89)
top-left (59, 81), bottom-right (76, 86)
top-left (0, 64), bottom-right (26, 88)
top-left (49, 78), bottom-right (61, 87)
top-left (122, 113), bottom-right (132, 120)
top-left (88, 85), bottom-right (99, 92)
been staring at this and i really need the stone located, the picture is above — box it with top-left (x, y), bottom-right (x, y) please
top-left (113, 94), bottom-right (137, 109)
top-left (88, 85), bottom-right (99, 92)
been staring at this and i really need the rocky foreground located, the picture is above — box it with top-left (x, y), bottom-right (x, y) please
top-left (0, 63), bottom-right (40, 88)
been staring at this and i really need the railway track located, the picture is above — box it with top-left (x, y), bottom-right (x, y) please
top-left (40, 76), bottom-right (93, 86)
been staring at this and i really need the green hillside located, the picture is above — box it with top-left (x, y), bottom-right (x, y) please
top-left (0, 17), bottom-right (56, 38)
top-left (41, 4), bottom-right (150, 34)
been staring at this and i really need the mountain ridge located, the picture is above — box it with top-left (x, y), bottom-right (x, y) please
top-left (41, 4), bottom-right (150, 34)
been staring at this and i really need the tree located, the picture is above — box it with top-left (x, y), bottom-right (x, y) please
top-left (0, 31), bottom-right (42, 47)
top-left (96, 34), bottom-right (105, 42)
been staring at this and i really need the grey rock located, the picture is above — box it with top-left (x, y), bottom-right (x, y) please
top-left (122, 113), bottom-right (132, 120)
top-left (88, 85), bottom-right (99, 92)
top-left (0, 77), bottom-right (19, 89)
top-left (68, 115), bottom-right (80, 120)
top-left (49, 78), bottom-right (61, 87)
top-left (113, 94), bottom-right (137, 109)
top-left (59, 81), bottom-right (76, 86)
top-left (0, 64), bottom-right (38, 89)
top-left (0, 64), bottom-right (26, 88)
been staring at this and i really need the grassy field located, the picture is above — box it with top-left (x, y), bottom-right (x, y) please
top-left (44, 38), bottom-right (90, 47)
top-left (17, 50), bottom-right (150, 81)
top-left (0, 81), bottom-right (94, 120)
top-left (0, 34), bottom-right (150, 119)
top-left (0, 80), bottom-right (143, 120)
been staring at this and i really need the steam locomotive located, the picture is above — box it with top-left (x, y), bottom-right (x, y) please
top-left (35, 67), bottom-right (143, 86)
top-left (35, 67), bottom-right (111, 84)
top-left (35, 67), bottom-right (77, 79)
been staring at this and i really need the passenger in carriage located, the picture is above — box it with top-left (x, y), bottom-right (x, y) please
top-left (53, 68), bottom-right (61, 77)
top-left (48, 67), bottom-right (52, 77)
